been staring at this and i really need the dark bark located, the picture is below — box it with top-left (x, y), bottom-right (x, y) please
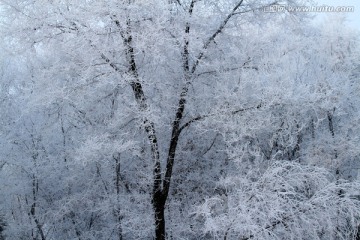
top-left (327, 110), bottom-right (335, 137)
top-left (114, 154), bottom-right (123, 240)
top-left (30, 176), bottom-right (46, 240)
top-left (154, 198), bottom-right (166, 240)
top-left (327, 109), bottom-right (338, 160)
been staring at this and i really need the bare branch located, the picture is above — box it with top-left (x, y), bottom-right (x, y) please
top-left (178, 102), bottom-right (263, 134)
top-left (202, 133), bottom-right (220, 156)
top-left (101, 53), bottom-right (122, 72)
top-left (191, 0), bottom-right (245, 74)
top-left (232, 1), bottom-right (278, 16)
top-left (197, 65), bottom-right (258, 77)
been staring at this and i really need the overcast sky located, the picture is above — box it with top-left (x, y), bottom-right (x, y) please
top-left (314, 0), bottom-right (360, 30)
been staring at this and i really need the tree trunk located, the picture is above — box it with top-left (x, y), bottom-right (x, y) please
top-left (154, 200), bottom-right (166, 240)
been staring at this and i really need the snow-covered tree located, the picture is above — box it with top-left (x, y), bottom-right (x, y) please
top-left (197, 161), bottom-right (360, 240)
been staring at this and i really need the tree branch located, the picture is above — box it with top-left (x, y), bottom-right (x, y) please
top-left (232, 1), bottom-right (279, 16)
top-left (178, 102), bottom-right (263, 134)
top-left (161, 0), bottom-right (199, 202)
top-left (103, 18), bottom-right (163, 202)
top-left (196, 65), bottom-right (258, 77)
top-left (202, 133), bottom-right (219, 156)
top-left (191, 0), bottom-right (245, 74)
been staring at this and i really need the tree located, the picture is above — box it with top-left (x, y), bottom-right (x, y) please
top-left (200, 15), bottom-right (360, 239)
top-left (196, 161), bottom-right (360, 240)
